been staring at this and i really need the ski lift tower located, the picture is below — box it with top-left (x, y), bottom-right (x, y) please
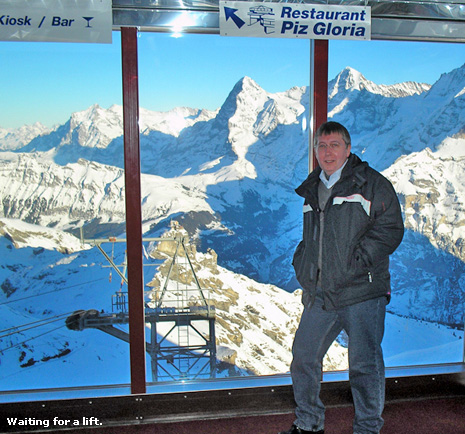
top-left (145, 225), bottom-right (217, 381)
top-left (68, 224), bottom-right (216, 382)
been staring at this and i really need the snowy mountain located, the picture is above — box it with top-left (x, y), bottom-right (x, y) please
top-left (0, 152), bottom-right (213, 235)
top-left (0, 218), bottom-right (86, 253)
top-left (1, 65), bottom-right (465, 390)
top-left (0, 122), bottom-right (51, 151)
top-left (2, 67), bottom-right (465, 292)
top-left (0, 220), bottom-right (461, 391)
top-left (4, 66), bottom-right (465, 294)
top-left (0, 220), bottom-right (348, 389)
top-left (1, 76), bottom-right (310, 290)
top-left (329, 66), bottom-right (430, 100)
top-left (385, 136), bottom-right (465, 264)
top-left (330, 64), bottom-right (465, 171)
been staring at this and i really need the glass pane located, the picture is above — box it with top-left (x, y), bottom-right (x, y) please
top-left (138, 32), bottom-right (313, 383)
top-left (0, 33), bottom-right (129, 395)
top-left (329, 39), bottom-right (465, 368)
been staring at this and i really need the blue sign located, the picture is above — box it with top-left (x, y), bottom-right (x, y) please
top-left (0, 0), bottom-right (112, 43)
top-left (220, 1), bottom-right (371, 41)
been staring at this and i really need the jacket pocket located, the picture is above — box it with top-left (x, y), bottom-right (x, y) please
top-left (348, 244), bottom-right (370, 273)
top-left (292, 241), bottom-right (314, 291)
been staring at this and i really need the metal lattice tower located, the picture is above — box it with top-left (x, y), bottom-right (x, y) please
top-left (67, 224), bottom-right (216, 382)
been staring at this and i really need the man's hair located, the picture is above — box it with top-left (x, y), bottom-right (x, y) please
top-left (314, 121), bottom-right (351, 148)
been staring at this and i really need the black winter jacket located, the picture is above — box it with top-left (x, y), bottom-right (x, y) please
top-left (292, 153), bottom-right (404, 310)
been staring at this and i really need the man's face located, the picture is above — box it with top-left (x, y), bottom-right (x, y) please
top-left (315, 132), bottom-right (351, 176)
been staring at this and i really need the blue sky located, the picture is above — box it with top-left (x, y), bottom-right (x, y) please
top-left (1, 32), bottom-right (464, 129)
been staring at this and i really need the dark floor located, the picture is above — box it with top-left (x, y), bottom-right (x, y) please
top-left (2, 370), bottom-right (465, 433)
top-left (69, 395), bottom-right (465, 434)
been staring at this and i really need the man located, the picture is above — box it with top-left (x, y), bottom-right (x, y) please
top-left (280, 121), bottom-right (404, 434)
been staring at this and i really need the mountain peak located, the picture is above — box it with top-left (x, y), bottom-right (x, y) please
top-left (216, 76), bottom-right (267, 124)
top-left (340, 66), bottom-right (366, 86)
top-left (330, 66), bottom-right (430, 99)
top-left (0, 122), bottom-right (51, 151)
top-left (227, 76), bottom-right (266, 102)
top-left (65, 104), bottom-right (123, 149)
top-left (235, 76), bottom-right (261, 91)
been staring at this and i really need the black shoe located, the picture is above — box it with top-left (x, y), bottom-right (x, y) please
top-left (278, 424), bottom-right (324, 434)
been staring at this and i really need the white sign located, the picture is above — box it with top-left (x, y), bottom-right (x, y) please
top-left (0, 0), bottom-right (112, 43)
top-left (220, 1), bottom-right (371, 41)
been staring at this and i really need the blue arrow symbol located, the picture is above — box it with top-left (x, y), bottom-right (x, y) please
top-left (224, 7), bottom-right (245, 29)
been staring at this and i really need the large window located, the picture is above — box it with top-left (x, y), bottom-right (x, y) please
top-left (329, 39), bottom-right (465, 368)
top-left (0, 34), bottom-right (129, 391)
top-left (0, 32), bottom-right (464, 399)
top-left (137, 32), bottom-right (312, 382)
